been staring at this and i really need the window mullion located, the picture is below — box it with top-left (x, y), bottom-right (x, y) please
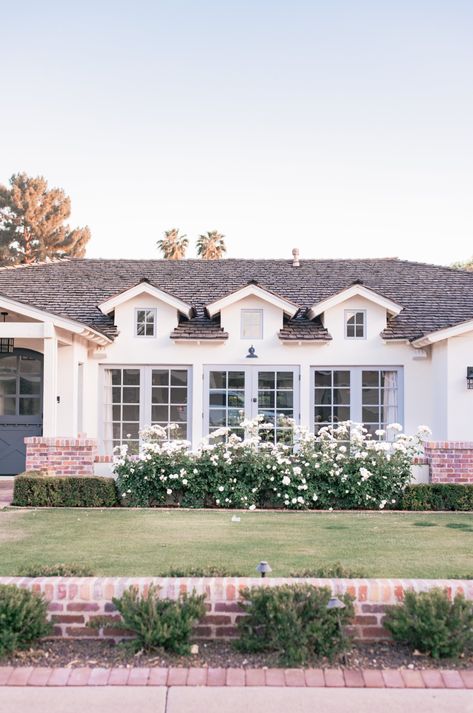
top-left (351, 367), bottom-right (362, 423)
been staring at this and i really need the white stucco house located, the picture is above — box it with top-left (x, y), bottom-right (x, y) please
top-left (1, 253), bottom-right (473, 478)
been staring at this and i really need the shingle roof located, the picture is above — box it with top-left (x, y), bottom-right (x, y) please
top-left (0, 257), bottom-right (472, 342)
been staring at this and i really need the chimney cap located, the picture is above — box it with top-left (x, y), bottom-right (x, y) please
top-left (292, 248), bottom-right (300, 267)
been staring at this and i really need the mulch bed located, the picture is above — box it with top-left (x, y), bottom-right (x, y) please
top-left (2, 638), bottom-right (472, 670)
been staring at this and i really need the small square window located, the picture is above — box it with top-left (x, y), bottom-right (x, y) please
top-left (345, 310), bottom-right (365, 339)
top-left (136, 308), bottom-right (156, 337)
top-left (241, 309), bottom-right (263, 339)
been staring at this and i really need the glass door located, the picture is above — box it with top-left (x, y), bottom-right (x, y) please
top-left (204, 366), bottom-right (299, 442)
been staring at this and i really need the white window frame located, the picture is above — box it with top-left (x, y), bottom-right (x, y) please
top-left (99, 364), bottom-right (192, 454)
top-left (344, 309), bottom-right (366, 340)
top-left (310, 366), bottom-right (404, 435)
top-left (203, 365), bottom-right (300, 442)
top-left (135, 308), bottom-right (157, 338)
top-left (240, 309), bottom-right (263, 340)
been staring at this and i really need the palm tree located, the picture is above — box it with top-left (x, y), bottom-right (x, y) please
top-left (157, 228), bottom-right (188, 259)
top-left (196, 230), bottom-right (227, 260)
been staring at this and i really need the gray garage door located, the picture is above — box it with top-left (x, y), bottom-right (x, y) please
top-left (0, 349), bottom-right (43, 475)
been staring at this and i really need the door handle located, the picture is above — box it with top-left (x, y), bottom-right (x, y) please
top-left (252, 398), bottom-right (257, 403)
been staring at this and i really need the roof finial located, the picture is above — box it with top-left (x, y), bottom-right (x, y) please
top-left (292, 248), bottom-right (300, 267)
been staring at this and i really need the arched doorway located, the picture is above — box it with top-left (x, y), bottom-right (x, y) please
top-left (0, 349), bottom-right (43, 475)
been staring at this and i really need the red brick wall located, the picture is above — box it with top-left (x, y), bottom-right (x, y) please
top-left (2, 577), bottom-right (471, 642)
top-left (24, 437), bottom-right (98, 477)
top-left (424, 441), bottom-right (473, 483)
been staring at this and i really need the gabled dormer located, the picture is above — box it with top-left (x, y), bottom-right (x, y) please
top-left (308, 281), bottom-right (403, 343)
top-left (206, 281), bottom-right (298, 343)
top-left (99, 279), bottom-right (192, 339)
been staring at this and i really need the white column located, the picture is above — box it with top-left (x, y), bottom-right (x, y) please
top-left (192, 361), bottom-right (203, 449)
top-left (300, 363), bottom-right (311, 432)
top-left (42, 325), bottom-right (58, 436)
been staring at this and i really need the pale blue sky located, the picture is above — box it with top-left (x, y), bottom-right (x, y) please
top-left (1, 1), bottom-right (472, 263)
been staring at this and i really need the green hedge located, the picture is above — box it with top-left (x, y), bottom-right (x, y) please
top-left (398, 484), bottom-right (473, 511)
top-left (13, 473), bottom-right (119, 507)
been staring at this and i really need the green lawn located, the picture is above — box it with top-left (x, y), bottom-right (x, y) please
top-left (1, 508), bottom-right (472, 578)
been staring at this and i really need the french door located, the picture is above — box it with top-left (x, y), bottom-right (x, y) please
top-left (204, 366), bottom-right (299, 443)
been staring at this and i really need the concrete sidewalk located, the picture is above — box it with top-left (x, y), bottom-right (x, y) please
top-left (1, 687), bottom-right (472, 713)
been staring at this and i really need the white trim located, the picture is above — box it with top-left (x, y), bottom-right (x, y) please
top-left (207, 284), bottom-right (298, 318)
top-left (99, 282), bottom-right (192, 318)
top-left (135, 307), bottom-right (157, 338)
top-left (0, 293), bottom-right (111, 345)
top-left (241, 309), bottom-right (263, 340)
top-left (308, 284), bottom-right (403, 320)
top-left (412, 318), bottom-right (473, 347)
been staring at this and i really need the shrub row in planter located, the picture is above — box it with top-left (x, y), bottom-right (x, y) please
top-left (115, 419), bottom-right (428, 510)
top-left (2, 582), bottom-right (472, 664)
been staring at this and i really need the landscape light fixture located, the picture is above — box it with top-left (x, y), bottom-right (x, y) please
top-left (246, 345), bottom-right (258, 359)
top-left (327, 596), bottom-right (347, 663)
top-left (256, 561), bottom-right (272, 578)
top-left (467, 367), bottom-right (473, 390)
top-left (0, 313), bottom-right (14, 354)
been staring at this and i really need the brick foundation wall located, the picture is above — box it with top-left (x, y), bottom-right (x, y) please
top-left (2, 577), bottom-right (471, 642)
top-left (24, 437), bottom-right (98, 477)
top-left (424, 441), bottom-right (473, 483)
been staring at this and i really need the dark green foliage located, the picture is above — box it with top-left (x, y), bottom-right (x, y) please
top-left (399, 484), bottom-right (473, 511)
top-left (290, 562), bottom-right (368, 578)
top-left (13, 474), bottom-right (118, 508)
top-left (236, 584), bottom-right (354, 665)
top-left (0, 585), bottom-right (51, 656)
top-left (384, 588), bottom-right (473, 659)
top-left (161, 566), bottom-right (244, 577)
top-left (19, 563), bottom-right (94, 577)
top-left (112, 584), bottom-right (206, 654)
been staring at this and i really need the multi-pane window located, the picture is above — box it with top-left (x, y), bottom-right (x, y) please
top-left (151, 369), bottom-right (189, 439)
top-left (241, 309), bottom-right (263, 339)
top-left (208, 370), bottom-right (246, 439)
top-left (314, 370), bottom-right (351, 433)
top-left (312, 367), bottom-right (402, 436)
top-left (257, 370), bottom-right (294, 443)
top-left (102, 366), bottom-right (190, 454)
top-left (135, 309), bottom-right (156, 337)
top-left (345, 310), bottom-right (365, 339)
top-left (105, 368), bottom-right (141, 453)
top-left (0, 354), bottom-right (42, 417)
top-left (361, 370), bottom-right (398, 436)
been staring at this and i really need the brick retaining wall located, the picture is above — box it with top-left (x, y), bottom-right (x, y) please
top-left (24, 437), bottom-right (98, 476)
top-left (424, 441), bottom-right (473, 483)
top-left (2, 577), bottom-right (471, 642)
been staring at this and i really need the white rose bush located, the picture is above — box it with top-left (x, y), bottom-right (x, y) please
top-left (114, 418), bottom-right (430, 510)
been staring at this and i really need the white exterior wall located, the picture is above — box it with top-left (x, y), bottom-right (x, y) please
top-left (77, 293), bottom-right (438, 450)
top-left (430, 334), bottom-right (473, 440)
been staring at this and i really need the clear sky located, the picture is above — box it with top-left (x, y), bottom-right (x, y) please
top-left (1, 1), bottom-right (472, 264)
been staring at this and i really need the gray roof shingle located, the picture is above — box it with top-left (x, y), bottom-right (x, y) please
top-left (0, 257), bottom-right (472, 342)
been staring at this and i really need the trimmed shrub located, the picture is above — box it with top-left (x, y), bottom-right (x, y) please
top-left (13, 473), bottom-right (118, 507)
top-left (111, 584), bottom-right (206, 654)
top-left (0, 585), bottom-right (51, 656)
top-left (384, 588), bottom-right (473, 659)
top-left (19, 563), bottom-right (94, 577)
top-left (236, 584), bottom-right (354, 665)
top-left (399, 484), bottom-right (473, 511)
top-left (290, 562), bottom-right (368, 578)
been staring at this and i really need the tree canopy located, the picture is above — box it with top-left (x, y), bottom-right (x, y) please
top-left (451, 257), bottom-right (473, 272)
top-left (157, 228), bottom-right (189, 259)
top-left (0, 173), bottom-right (90, 266)
top-left (196, 230), bottom-right (227, 260)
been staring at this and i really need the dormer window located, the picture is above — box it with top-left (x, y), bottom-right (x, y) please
top-left (345, 310), bottom-right (365, 339)
top-left (241, 309), bottom-right (263, 339)
top-left (136, 308), bottom-right (156, 337)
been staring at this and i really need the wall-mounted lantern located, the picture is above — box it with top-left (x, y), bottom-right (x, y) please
top-left (246, 345), bottom-right (258, 359)
top-left (467, 367), bottom-right (473, 389)
top-left (0, 313), bottom-right (14, 354)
